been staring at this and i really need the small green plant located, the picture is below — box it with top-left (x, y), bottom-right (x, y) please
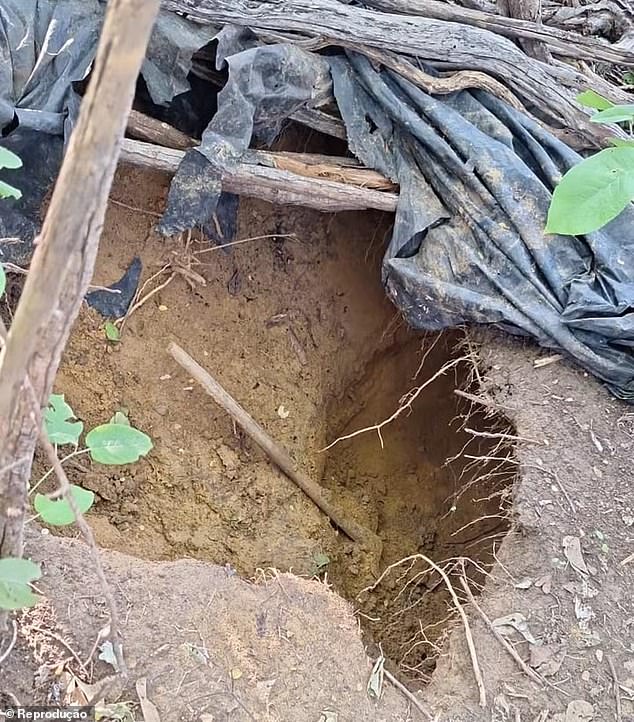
top-left (546, 91), bottom-right (634, 236)
top-left (104, 321), bottom-right (120, 342)
top-left (32, 394), bottom-right (153, 527)
top-left (0, 147), bottom-right (22, 200)
top-left (0, 396), bottom-right (153, 610)
top-left (310, 551), bottom-right (331, 578)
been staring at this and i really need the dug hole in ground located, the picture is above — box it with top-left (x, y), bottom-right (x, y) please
top-left (2, 164), bottom-right (634, 722)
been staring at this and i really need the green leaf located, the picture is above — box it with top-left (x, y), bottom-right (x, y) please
top-left (590, 104), bottom-right (634, 125)
top-left (0, 557), bottom-right (41, 585)
top-left (0, 179), bottom-right (22, 200)
top-left (576, 90), bottom-right (613, 111)
top-left (546, 147), bottom-right (634, 235)
top-left (0, 263), bottom-right (5, 299)
top-left (109, 410), bottom-right (131, 426)
top-left (104, 321), bottom-right (120, 342)
top-left (623, 71), bottom-right (634, 86)
top-left (0, 582), bottom-right (40, 609)
top-left (0, 147), bottom-right (22, 170)
top-left (44, 394), bottom-right (84, 446)
top-left (34, 485), bottom-right (94, 526)
top-left (86, 423), bottom-right (153, 465)
top-left (610, 138), bottom-right (634, 148)
top-left (0, 557), bottom-right (41, 610)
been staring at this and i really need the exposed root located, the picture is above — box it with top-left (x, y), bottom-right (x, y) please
top-left (459, 573), bottom-right (543, 687)
top-left (363, 554), bottom-right (487, 707)
top-left (0, 619), bottom-right (17, 665)
top-left (383, 666), bottom-right (436, 721)
top-left (322, 355), bottom-right (469, 451)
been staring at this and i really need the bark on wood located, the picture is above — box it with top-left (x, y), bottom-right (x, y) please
top-left (360, 0), bottom-right (628, 64)
top-left (125, 109), bottom-right (396, 191)
top-left (0, 0), bottom-right (160, 572)
top-left (128, 109), bottom-right (196, 150)
top-left (496, 0), bottom-right (550, 61)
top-left (120, 138), bottom-right (399, 212)
top-left (161, 0), bottom-right (632, 147)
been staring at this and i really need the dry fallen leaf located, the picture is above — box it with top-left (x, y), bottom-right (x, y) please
top-left (530, 644), bottom-right (566, 677)
top-left (514, 577), bottom-right (533, 590)
top-left (534, 574), bottom-right (552, 594)
top-left (492, 613), bottom-right (538, 645)
top-left (136, 677), bottom-right (161, 722)
top-left (563, 536), bottom-right (589, 576)
top-left (319, 712), bottom-right (338, 722)
top-left (367, 655), bottom-right (385, 700)
top-left (564, 699), bottom-right (594, 722)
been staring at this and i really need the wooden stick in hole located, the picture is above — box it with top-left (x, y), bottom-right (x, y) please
top-left (168, 342), bottom-right (380, 549)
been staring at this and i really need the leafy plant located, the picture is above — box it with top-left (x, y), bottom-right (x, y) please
top-left (310, 551), bottom-right (331, 578)
top-left (0, 557), bottom-right (41, 609)
top-left (0, 147), bottom-right (22, 200)
top-left (45, 394), bottom-right (84, 445)
top-left (31, 396), bottom-right (154, 528)
top-left (546, 92), bottom-right (634, 235)
top-left (0, 263), bottom-right (5, 299)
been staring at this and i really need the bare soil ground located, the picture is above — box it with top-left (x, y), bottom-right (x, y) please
top-left (1, 165), bottom-right (632, 722)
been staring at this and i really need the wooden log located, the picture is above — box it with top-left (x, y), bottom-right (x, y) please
top-left (161, 0), bottom-right (631, 147)
top-left (120, 138), bottom-right (399, 212)
top-left (126, 108), bottom-right (396, 190)
top-left (360, 0), bottom-right (631, 66)
top-left (128, 109), bottom-right (196, 150)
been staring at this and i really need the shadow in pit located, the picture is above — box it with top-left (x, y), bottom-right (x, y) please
top-left (321, 329), bottom-right (517, 684)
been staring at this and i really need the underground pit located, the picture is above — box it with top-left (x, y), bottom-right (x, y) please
top-left (27, 165), bottom-right (516, 683)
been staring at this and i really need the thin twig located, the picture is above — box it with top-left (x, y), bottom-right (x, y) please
top-left (109, 198), bottom-right (162, 217)
top-left (193, 233), bottom-right (298, 255)
top-left (117, 271), bottom-right (175, 330)
top-left (459, 576), bottom-right (543, 687)
top-left (523, 462), bottom-right (576, 514)
top-left (2, 263), bottom-right (120, 294)
top-left (383, 666), bottom-right (435, 720)
top-left (607, 656), bottom-right (623, 722)
top-left (0, 619), bottom-right (17, 664)
top-left (464, 428), bottom-right (543, 445)
top-left (620, 551), bottom-right (634, 567)
top-left (168, 342), bottom-right (379, 549)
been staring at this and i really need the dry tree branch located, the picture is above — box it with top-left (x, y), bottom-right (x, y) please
top-left (459, 574), bottom-right (544, 687)
top-left (383, 666), bottom-right (436, 720)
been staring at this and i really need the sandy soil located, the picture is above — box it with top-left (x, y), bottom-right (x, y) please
top-left (2, 164), bottom-right (632, 722)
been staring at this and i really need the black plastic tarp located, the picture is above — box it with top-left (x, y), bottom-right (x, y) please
top-left (0, 0), bottom-right (212, 264)
top-left (1, 6), bottom-right (633, 400)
